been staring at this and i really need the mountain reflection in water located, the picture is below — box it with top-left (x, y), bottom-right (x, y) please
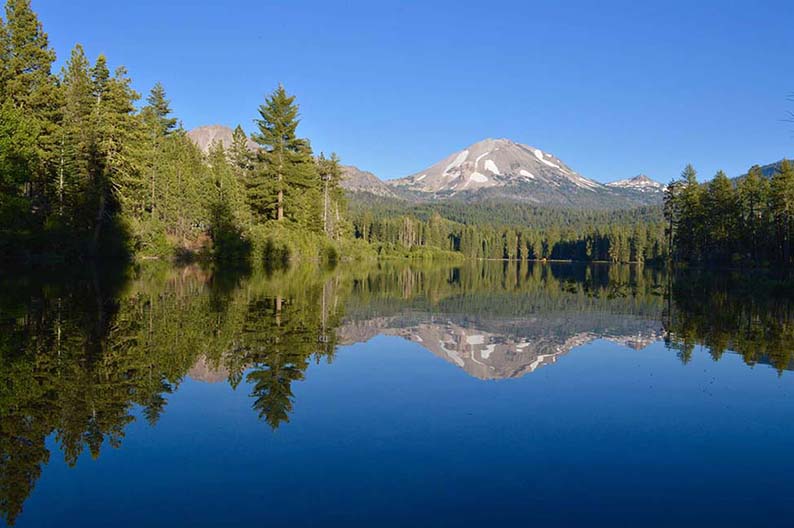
top-left (1, 260), bottom-right (793, 525)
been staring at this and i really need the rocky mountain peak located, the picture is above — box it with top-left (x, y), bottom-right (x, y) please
top-left (606, 174), bottom-right (664, 192)
top-left (388, 138), bottom-right (603, 195)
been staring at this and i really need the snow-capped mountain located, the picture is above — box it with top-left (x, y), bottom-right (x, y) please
top-left (382, 138), bottom-right (663, 208)
top-left (606, 174), bottom-right (664, 193)
top-left (389, 138), bottom-right (601, 194)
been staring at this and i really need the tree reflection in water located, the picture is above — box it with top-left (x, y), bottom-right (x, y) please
top-left (1, 260), bottom-right (793, 524)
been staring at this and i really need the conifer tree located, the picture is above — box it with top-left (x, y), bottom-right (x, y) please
top-left (91, 54), bottom-right (110, 104)
top-left (140, 82), bottom-right (178, 221)
top-left (92, 65), bottom-right (141, 250)
top-left (316, 152), bottom-right (347, 238)
top-left (0, 15), bottom-right (8, 98)
top-left (738, 165), bottom-right (769, 261)
top-left (676, 164), bottom-right (704, 263)
top-left (3, 0), bottom-right (59, 217)
top-left (663, 179), bottom-right (681, 261)
top-left (250, 85), bottom-right (321, 228)
top-left (770, 160), bottom-right (794, 264)
top-left (144, 82), bottom-right (177, 136)
top-left (229, 125), bottom-right (252, 171)
top-left (704, 170), bottom-right (736, 262)
top-left (60, 44), bottom-right (96, 230)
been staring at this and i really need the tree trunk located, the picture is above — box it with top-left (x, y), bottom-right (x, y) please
top-left (277, 188), bottom-right (283, 221)
top-left (92, 191), bottom-right (106, 255)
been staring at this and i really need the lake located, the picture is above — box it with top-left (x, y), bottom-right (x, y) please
top-left (2, 261), bottom-right (794, 527)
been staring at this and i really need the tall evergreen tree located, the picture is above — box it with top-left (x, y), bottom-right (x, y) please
top-left (3, 0), bottom-right (59, 219)
top-left (250, 85), bottom-right (321, 228)
top-left (738, 165), bottom-right (769, 262)
top-left (91, 54), bottom-right (110, 104)
top-left (0, 15), bottom-right (8, 98)
top-left (60, 44), bottom-right (95, 216)
top-left (91, 65), bottom-right (141, 252)
top-left (676, 164), bottom-right (704, 263)
top-left (704, 170), bottom-right (736, 262)
top-left (770, 159), bottom-right (794, 265)
top-left (316, 152), bottom-right (347, 238)
top-left (229, 124), bottom-right (252, 172)
top-left (143, 82), bottom-right (177, 136)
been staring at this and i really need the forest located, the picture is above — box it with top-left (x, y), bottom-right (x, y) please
top-left (0, 0), bottom-right (350, 263)
top-left (664, 162), bottom-right (794, 267)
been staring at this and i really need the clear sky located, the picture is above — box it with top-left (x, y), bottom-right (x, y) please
top-left (34, 0), bottom-right (794, 183)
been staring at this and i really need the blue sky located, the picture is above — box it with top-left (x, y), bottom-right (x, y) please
top-left (34, 0), bottom-right (794, 182)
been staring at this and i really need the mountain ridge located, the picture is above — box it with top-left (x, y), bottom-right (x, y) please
top-left (351, 137), bottom-right (665, 208)
top-left (185, 127), bottom-right (666, 208)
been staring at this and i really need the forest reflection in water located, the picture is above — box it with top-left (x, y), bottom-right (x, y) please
top-left (1, 260), bottom-right (794, 525)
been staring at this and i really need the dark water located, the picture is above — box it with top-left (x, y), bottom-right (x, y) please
top-left (2, 261), bottom-right (794, 527)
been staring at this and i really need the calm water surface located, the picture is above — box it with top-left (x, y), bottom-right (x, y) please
top-left (2, 262), bottom-right (794, 527)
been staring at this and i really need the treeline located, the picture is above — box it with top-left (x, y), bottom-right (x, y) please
top-left (352, 208), bottom-right (668, 263)
top-left (664, 162), bottom-right (794, 267)
top-left (0, 0), bottom-right (348, 262)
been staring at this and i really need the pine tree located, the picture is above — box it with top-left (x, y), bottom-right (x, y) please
top-left (676, 164), bottom-right (704, 263)
top-left (0, 15), bottom-right (8, 99)
top-left (3, 0), bottom-right (59, 219)
top-left (704, 170), bottom-right (736, 262)
top-left (91, 54), bottom-right (110, 104)
top-left (92, 65), bottom-right (142, 251)
top-left (141, 82), bottom-right (178, 220)
top-left (738, 165), bottom-right (769, 262)
top-left (316, 152), bottom-right (347, 238)
top-left (770, 160), bottom-right (794, 265)
top-left (250, 85), bottom-right (321, 228)
top-left (144, 82), bottom-right (177, 136)
top-left (663, 179), bottom-right (681, 262)
top-left (3, 0), bottom-right (56, 111)
top-left (60, 44), bottom-right (96, 231)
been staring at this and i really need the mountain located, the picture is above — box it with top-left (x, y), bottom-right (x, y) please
top-left (385, 138), bottom-right (663, 208)
top-left (187, 124), bottom-right (258, 153)
top-left (606, 174), bottom-right (665, 193)
top-left (341, 165), bottom-right (398, 198)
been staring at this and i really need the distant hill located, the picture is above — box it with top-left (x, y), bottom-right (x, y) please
top-left (340, 165), bottom-right (398, 198)
top-left (186, 125), bottom-right (258, 153)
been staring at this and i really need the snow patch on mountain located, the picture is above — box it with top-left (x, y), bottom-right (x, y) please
top-left (484, 159), bottom-right (501, 175)
top-left (444, 150), bottom-right (469, 174)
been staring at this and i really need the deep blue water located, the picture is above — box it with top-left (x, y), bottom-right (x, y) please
top-left (18, 340), bottom-right (794, 527)
top-left (3, 262), bottom-right (794, 527)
